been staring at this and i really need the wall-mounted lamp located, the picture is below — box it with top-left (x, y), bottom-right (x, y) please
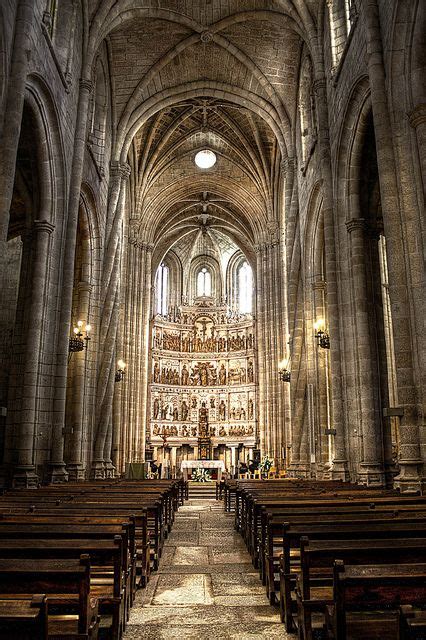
top-left (115, 360), bottom-right (126, 383)
top-left (69, 320), bottom-right (91, 353)
top-left (278, 359), bottom-right (291, 382)
top-left (314, 320), bottom-right (330, 349)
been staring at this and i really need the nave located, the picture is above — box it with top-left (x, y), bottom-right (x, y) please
top-left (124, 486), bottom-right (284, 639)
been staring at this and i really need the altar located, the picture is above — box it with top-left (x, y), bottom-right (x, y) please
top-left (181, 459), bottom-right (225, 481)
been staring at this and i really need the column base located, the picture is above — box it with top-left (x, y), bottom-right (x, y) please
top-left (393, 460), bottom-right (423, 494)
top-left (357, 462), bottom-right (385, 487)
top-left (47, 462), bottom-right (69, 484)
top-left (91, 460), bottom-right (105, 479)
top-left (66, 463), bottom-right (86, 481)
top-left (384, 462), bottom-right (399, 489)
top-left (12, 465), bottom-right (39, 488)
top-left (330, 458), bottom-right (350, 481)
top-left (286, 462), bottom-right (311, 478)
top-left (104, 460), bottom-right (116, 479)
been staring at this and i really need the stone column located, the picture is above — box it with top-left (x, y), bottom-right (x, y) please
top-left (92, 162), bottom-right (130, 479)
top-left (313, 77), bottom-right (349, 479)
top-left (0, 0), bottom-right (34, 241)
top-left (346, 218), bottom-right (384, 485)
top-left (137, 243), bottom-right (153, 463)
top-left (13, 220), bottom-right (54, 487)
top-left (361, 0), bottom-right (422, 492)
top-left (66, 282), bottom-right (92, 481)
top-left (49, 77), bottom-right (94, 484)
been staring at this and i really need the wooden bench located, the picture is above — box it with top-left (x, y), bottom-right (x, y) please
top-left (296, 537), bottom-right (426, 640)
top-left (0, 556), bottom-right (99, 639)
top-left (278, 520), bottom-right (426, 632)
top-left (326, 561), bottom-right (426, 640)
top-left (0, 595), bottom-right (48, 640)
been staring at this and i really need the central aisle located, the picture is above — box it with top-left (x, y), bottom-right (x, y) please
top-left (124, 494), bottom-right (290, 639)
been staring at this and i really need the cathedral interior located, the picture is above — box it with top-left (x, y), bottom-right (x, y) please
top-left (0, 0), bottom-right (424, 493)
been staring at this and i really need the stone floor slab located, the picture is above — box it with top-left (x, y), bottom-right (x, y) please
top-left (124, 496), bottom-right (286, 639)
top-left (172, 546), bottom-right (209, 565)
top-left (152, 574), bottom-right (213, 605)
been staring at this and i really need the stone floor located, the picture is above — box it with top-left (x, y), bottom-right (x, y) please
top-left (124, 496), bottom-right (295, 639)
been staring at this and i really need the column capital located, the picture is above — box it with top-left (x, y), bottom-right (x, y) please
top-left (312, 279), bottom-right (326, 291)
top-left (79, 77), bottom-right (94, 94)
top-left (408, 103), bottom-right (426, 129)
top-left (345, 217), bottom-right (367, 234)
top-left (77, 281), bottom-right (93, 293)
top-left (110, 160), bottom-right (131, 180)
top-left (280, 157), bottom-right (295, 173)
top-left (33, 219), bottom-right (55, 235)
top-left (313, 77), bottom-right (327, 94)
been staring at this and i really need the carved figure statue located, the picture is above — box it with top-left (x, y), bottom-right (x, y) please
top-left (219, 400), bottom-right (226, 420)
top-left (219, 363), bottom-right (227, 385)
top-left (247, 360), bottom-right (254, 383)
top-left (153, 397), bottom-right (160, 419)
top-left (172, 406), bottom-right (179, 421)
top-left (181, 400), bottom-right (189, 420)
top-left (153, 362), bottom-right (160, 383)
top-left (210, 397), bottom-right (215, 408)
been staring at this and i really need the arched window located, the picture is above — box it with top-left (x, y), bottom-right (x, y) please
top-left (155, 263), bottom-right (169, 315)
top-left (197, 267), bottom-right (211, 297)
top-left (238, 261), bottom-right (253, 313)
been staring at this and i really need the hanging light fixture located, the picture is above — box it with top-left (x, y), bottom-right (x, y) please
top-left (278, 359), bottom-right (291, 382)
top-left (314, 319), bottom-right (330, 349)
top-left (115, 360), bottom-right (126, 383)
top-left (69, 320), bottom-right (91, 353)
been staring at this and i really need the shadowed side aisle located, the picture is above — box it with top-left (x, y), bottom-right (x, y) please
top-left (123, 493), bottom-right (291, 639)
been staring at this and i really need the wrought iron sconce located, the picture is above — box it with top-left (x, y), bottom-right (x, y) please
top-left (314, 320), bottom-right (330, 349)
top-left (69, 320), bottom-right (91, 353)
top-left (278, 359), bottom-right (291, 382)
top-left (115, 360), bottom-right (126, 383)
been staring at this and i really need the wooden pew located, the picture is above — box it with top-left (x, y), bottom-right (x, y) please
top-left (326, 561), bottom-right (426, 640)
top-left (0, 556), bottom-right (99, 639)
top-left (0, 595), bottom-right (48, 640)
top-left (296, 537), bottom-right (426, 640)
top-left (278, 520), bottom-right (426, 632)
top-left (0, 522), bottom-right (129, 638)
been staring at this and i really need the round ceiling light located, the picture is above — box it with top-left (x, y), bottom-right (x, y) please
top-left (194, 149), bottom-right (217, 169)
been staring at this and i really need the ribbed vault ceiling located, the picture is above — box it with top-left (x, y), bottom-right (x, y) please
top-left (91, 1), bottom-right (318, 255)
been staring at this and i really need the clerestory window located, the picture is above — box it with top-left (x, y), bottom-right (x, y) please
top-left (197, 267), bottom-right (211, 297)
top-left (155, 263), bottom-right (169, 315)
top-left (238, 261), bottom-right (253, 313)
